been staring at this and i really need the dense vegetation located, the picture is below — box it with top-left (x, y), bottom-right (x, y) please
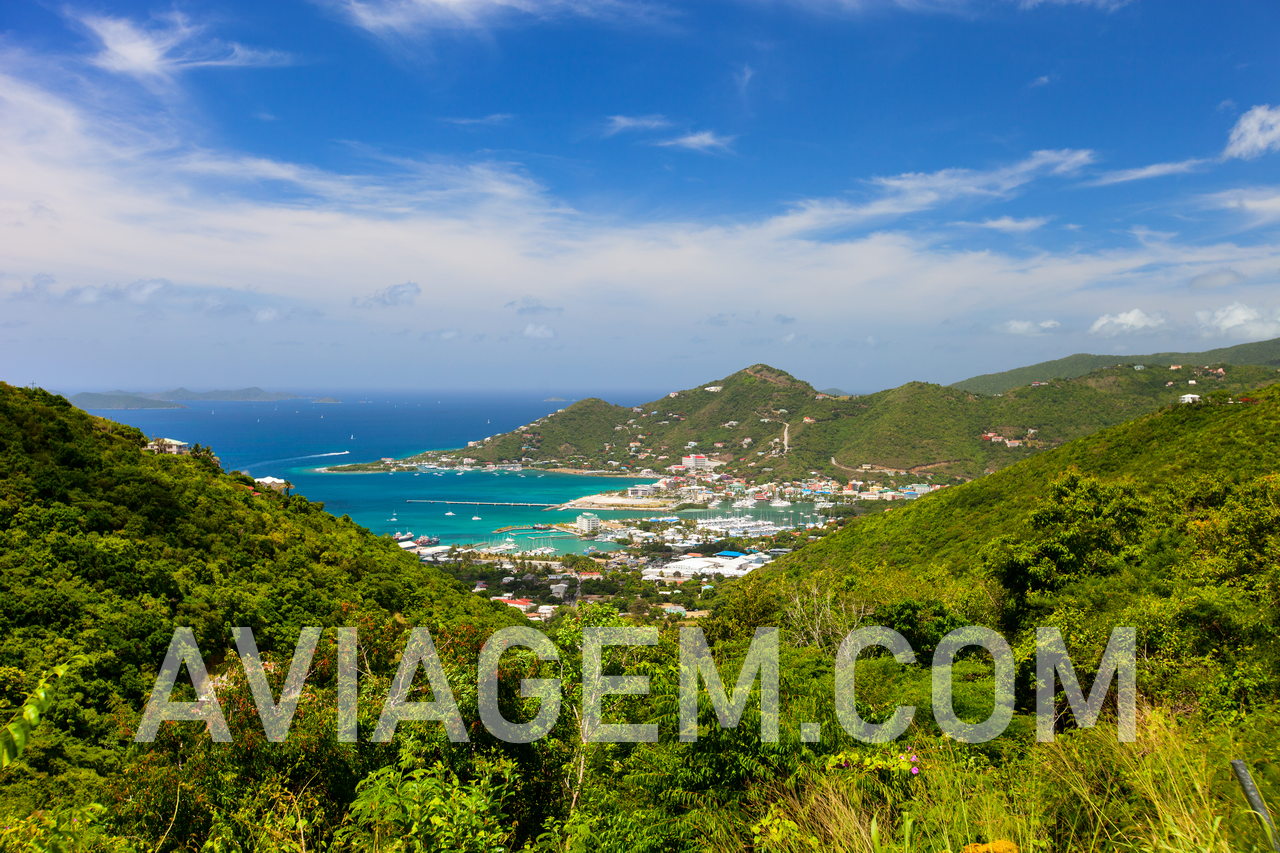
top-left (952, 334), bottom-right (1280, 395)
top-left (355, 360), bottom-right (1280, 480)
top-left (0, 383), bottom-right (534, 848)
top-left (3, 381), bottom-right (1279, 851)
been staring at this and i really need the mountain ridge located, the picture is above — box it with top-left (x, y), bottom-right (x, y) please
top-left (951, 335), bottom-right (1280, 395)
top-left (347, 359), bottom-right (1280, 480)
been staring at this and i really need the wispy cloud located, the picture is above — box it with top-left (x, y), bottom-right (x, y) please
top-left (1000, 319), bottom-right (1061, 335)
top-left (8, 63), bottom-right (1280, 390)
top-left (955, 215), bottom-right (1050, 232)
top-left (354, 281), bottom-right (421, 308)
top-left (655, 130), bottom-right (736, 152)
top-left (764, 149), bottom-right (1090, 237)
top-left (441, 113), bottom-right (514, 126)
top-left (1088, 158), bottom-right (1207, 186)
top-left (603, 114), bottom-right (672, 136)
top-left (1089, 308), bottom-right (1165, 336)
top-left (74, 11), bottom-right (289, 82)
top-left (1223, 105), bottom-right (1280, 160)
top-left (1205, 187), bottom-right (1280, 227)
top-left (505, 296), bottom-right (562, 315)
top-left (1028, 74), bottom-right (1052, 87)
top-left (1188, 268), bottom-right (1244, 290)
top-left (336, 0), bottom-right (665, 35)
top-left (522, 322), bottom-right (556, 339)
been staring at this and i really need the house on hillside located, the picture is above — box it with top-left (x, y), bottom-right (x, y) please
top-left (145, 438), bottom-right (190, 455)
top-left (1179, 394), bottom-right (1201, 404)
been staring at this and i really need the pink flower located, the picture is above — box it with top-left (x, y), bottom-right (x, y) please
top-left (911, 767), bottom-right (920, 775)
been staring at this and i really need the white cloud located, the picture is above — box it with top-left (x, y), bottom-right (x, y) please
top-left (1188, 268), bottom-right (1245, 290)
top-left (1206, 187), bottom-right (1280, 227)
top-left (1029, 75), bottom-right (1052, 87)
top-left (1224, 105), bottom-right (1280, 160)
top-left (1000, 319), bottom-right (1061, 335)
top-left (76, 12), bottom-right (288, 81)
top-left (603, 114), bottom-right (672, 136)
top-left (1197, 302), bottom-right (1280, 340)
top-left (956, 215), bottom-right (1050, 232)
top-left (1088, 158), bottom-right (1207, 186)
top-left (655, 130), bottom-right (736, 152)
top-left (1089, 308), bottom-right (1166, 336)
top-left (10, 64), bottom-right (1280, 390)
top-left (505, 296), bottom-right (562, 315)
top-left (522, 322), bottom-right (556, 339)
top-left (1017, 0), bottom-right (1130, 8)
top-left (354, 281), bottom-right (421, 307)
top-left (441, 113), bottom-right (513, 126)
top-left (336, 0), bottom-right (662, 34)
top-left (764, 149), bottom-right (1089, 237)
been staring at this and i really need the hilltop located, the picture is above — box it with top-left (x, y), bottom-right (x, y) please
top-left (340, 360), bottom-right (1280, 480)
top-left (952, 335), bottom-right (1280, 395)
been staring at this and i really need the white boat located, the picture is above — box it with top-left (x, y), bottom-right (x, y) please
top-left (770, 499), bottom-right (791, 507)
top-left (472, 515), bottom-right (483, 521)
top-left (445, 511), bottom-right (455, 516)
top-left (732, 498), bottom-right (755, 508)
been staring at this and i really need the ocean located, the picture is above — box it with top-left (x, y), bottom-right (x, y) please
top-left (86, 392), bottom-right (660, 555)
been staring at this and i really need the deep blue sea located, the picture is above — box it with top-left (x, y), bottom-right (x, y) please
top-left (86, 393), bottom-right (663, 555)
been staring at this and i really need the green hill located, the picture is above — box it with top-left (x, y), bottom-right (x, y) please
top-left (952, 335), bottom-right (1280, 395)
top-left (714, 382), bottom-right (1280, 706)
top-left (349, 361), bottom-right (1280, 480)
top-left (0, 383), bottom-right (527, 838)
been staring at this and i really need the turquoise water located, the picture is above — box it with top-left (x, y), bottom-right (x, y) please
top-left (86, 393), bottom-right (657, 555)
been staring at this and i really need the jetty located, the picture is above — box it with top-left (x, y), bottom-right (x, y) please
top-left (405, 499), bottom-right (558, 508)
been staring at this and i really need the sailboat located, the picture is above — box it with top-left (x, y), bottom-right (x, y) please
top-left (445, 511), bottom-right (455, 516)
top-left (472, 515), bottom-right (483, 521)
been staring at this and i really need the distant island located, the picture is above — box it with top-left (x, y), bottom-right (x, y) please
top-left (314, 396), bottom-right (343, 404)
top-left (68, 392), bottom-right (184, 410)
top-left (544, 396), bottom-right (568, 402)
top-left (70, 386), bottom-right (303, 409)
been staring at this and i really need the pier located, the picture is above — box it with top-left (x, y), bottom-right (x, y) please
top-left (406, 499), bottom-right (560, 508)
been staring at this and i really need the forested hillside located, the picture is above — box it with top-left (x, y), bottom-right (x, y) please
top-left (352, 360), bottom-right (1280, 480)
top-left (952, 334), bottom-right (1280, 395)
top-left (714, 383), bottom-right (1280, 704)
top-left (0, 383), bottom-right (535, 849)
top-left (3, 383), bottom-right (1279, 851)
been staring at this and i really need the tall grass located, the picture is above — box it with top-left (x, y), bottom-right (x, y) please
top-left (730, 708), bottom-right (1278, 853)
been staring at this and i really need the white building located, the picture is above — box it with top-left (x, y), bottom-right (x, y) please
top-left (1179, 394), bottom-right (1201, 404)
top-left (145, 438), bottom-right (190, 455)
top-left (576, 512), bottom-right (602, 533)
top-left (682, 454), bottom-right (716, 470)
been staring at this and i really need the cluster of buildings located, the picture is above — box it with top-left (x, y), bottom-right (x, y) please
top-left (624, 467), bottom-right (945, 507)
top-left (641, 550), bottom-right (777, 582)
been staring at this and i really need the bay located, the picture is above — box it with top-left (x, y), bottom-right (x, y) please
top-left (85, 392), bottom-right (659, 555)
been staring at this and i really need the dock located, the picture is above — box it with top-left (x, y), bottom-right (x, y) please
top-left (405, 499), bottom-right (560, 508)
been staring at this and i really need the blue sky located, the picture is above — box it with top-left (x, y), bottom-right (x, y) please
top-left (2, 0), bottom-right (1279, 393)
